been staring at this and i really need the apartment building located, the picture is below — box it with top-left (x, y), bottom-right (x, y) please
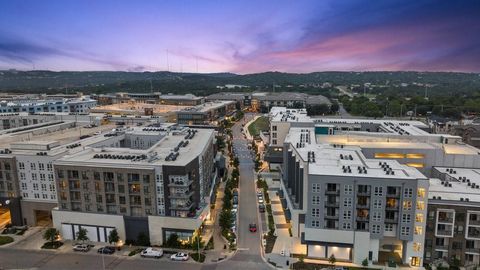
top-left (0, 152), bottom-right (22, 226)
top-left (52, 125), bottom-right (217, 245)
top-left (0, 96), bottom-right (97, 113)
top-left (176, 100), bottom-right (236, 125)
top-left (423, 167), bottom-right (480, 267)
top-left (281, 127), bottom-right (428, 267)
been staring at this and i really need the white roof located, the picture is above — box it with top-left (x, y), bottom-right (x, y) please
top-left (429, 167), bottom-right (480, 203)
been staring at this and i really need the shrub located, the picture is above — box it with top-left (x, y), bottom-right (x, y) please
top-left (190, 252), bottom-right (206, 263)
top-left (41, 241), bottom-right (63, 249)
top-left (362, 258), bottom-right (369, 267)
top-left (43, 228), bottom-right (59, 244)
top-left (137, 232), bottom-right (150, 246)
top-left (0, 236), bottom-right (14, 245)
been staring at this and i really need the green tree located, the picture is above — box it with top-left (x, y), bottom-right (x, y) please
top-left (137, 232), bottom-right (150, 246)
top-left (329, 254), bottom-right (336, 266)
top-left (108, 229), bottom-right (119, 245)
top-left (362, 258), bottom-right (369, 267)
top-left (219, 210), bottom-right (233, 231)
top-left (166, 233), bottom-right (180, 248)
top-left (233, 157), bottom-right (239, 167)
top-left (43, 228), bottom-right (60, 244)
top-left (76, 228), bottom-right (89, 244)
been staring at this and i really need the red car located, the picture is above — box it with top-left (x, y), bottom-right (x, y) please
top-left (249, 223), bottom-right (257, 233)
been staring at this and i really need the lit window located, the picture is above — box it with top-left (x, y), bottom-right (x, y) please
top-left (403, 200), bottom-right (412, 210)
top-left (414, 226), bottom-right (423, 235)
top-left (413, 242), bottom-right (421, 252)
top-left (406, 154), bottom-right (425, 159)
top-left (374, 153), bottom-right (405, 159)
top-left (417, 188), bottom-right (426, 198)
top-left (406, 163), bottom-right (424, 168)
top-left (416, 214), bottom-right (424, 222)
top-left (417, 201), bottom-right (425, 210)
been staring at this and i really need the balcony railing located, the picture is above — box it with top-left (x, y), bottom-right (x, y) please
top-left (169, 190), bottom-right (194, 199)
top-left (356, 215), bottom-right (370, 222)
top-left (438, 217), bottom-right (454, 223)
top-left (385, 217), bottom-right (398, 223)
top-left (356, 204), bottom-right (370, 209)
top-left (386, 192), bottom-right (400, 198)
top-left (325, 190), bottom-right (340, 195)
top-left (465, 248), bottom-right (480, 254)
top-left (468, 218), bottom-right (480, 226)
top-left (386, 205), bottom-right (399, 210)
top-left (168, 179), bottom-right (193, 187)
top-left (436, 230), bottom-right (453, 237)
top-left (357, 191), bottom-right (370, 196)
top-left (324, 214), bottom-right (339, 219)
top-left (325, 201), bottom-right (339, 207)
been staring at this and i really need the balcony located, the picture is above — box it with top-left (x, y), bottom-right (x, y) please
top-left (325, 190), bottom-right (340, 195)
top-left (385, 217), bottom-right (398, 223)
top-left (468, 218), bottom-right (480, 226)
top-left (168, 179), bottom-right (193, 187)
top-left (170, 201), bottom-right (194, 211)
top-left (357, 190), bottom-right (370, 196)
top-left (434, 244), bottom-right (449, 250)
top-left (467, 227), bottom-right (480, 239)
top-left (357, 215), bottom-right (370, 222)
top-left (436, 230), bottom-right (453, 237)
top-left (465, 248), bottom-right (480, 254)
top-left (325, 201), bottom-right (339, 207)
top-left (356, 204), bottom-right (370, 209)
top-left (324, 214), bottom-right (339, 219)
top-left (386, 192), bottom-right (400, 198)
top-left (386, 205), bottom-right (399, 211)
top-left (438, 216), bottom-right (454, 223)
top-left (169, 190), bottom-right (194, 199)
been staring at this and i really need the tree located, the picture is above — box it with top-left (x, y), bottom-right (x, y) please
top-left (76, 228), bottom-right (89, 244)
top-left (233, 157), bottom-right (239, 167)
top-left (191, 235), bottom-right (204, 250)
top-left (362, 258), bottom-right (369, 267)
top-left (166, 233), bottom-right (180, 248)
top-left (219, 210), bottom-right (233, 231)
top-left (329, 254), bottom-right (336, 266)
top-left (43, 228), bottom-right (60, 244)
top-left (108, 229), bottom-right (119, 245)
top-left (137, 232), bottom-right (150, 246)
top-left (330, 102), bottom-right (340, 113)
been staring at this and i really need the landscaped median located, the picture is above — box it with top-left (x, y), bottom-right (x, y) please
top-left (257, 176), bottom-right (277, 253)
top-left (247, 116), bottom-right (269, 138)
top-left (0, 235), bottom-right (14, 246)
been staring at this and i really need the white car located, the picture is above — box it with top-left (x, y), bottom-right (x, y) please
top-left (140, 247), bottom-right (163, 258)
top-left (258, 197), bottom-right (264, 204)
top-left (170, 252), bottom-right (189, 261)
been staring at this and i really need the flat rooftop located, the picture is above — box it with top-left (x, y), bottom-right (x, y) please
top-left (430, 167), bottom-right (480, 203)
top-left (56, 127), bottom-right (214, 167)
top-left (178, 100), bottom-right (234, 113)
top-left (286, 127), bottom-right (426, 180)
top-left (270, 107), bottom-right (313, 123)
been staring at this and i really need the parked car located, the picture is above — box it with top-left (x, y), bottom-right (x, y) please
top-left (94, 131), bottom-right (101, 135)
top-left (73, 244), bottom-right (90, 252)
top-left (170, 252), bottom-right (189, 261)
top-left (249, 223), bottom-right (257, 233)
top-left (140, 247), bottom-right (163, 258)
top-left (97, 246), bottom-right (115, 254)
top-left (233, 196), bottom-right (238, 205)
top-left (258, 197), bottom-right (264, 204)
top-left (257, 190), bottom-right (263, 196)
top-left (258, 204), bottom-right (265, 213)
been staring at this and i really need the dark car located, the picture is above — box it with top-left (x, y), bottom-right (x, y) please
top-left (258, 204), bottom-right (265, 213)
top-left (97, 246), bottom-right (115, 254)
top-left (249, 223), bottom-right (257, 233)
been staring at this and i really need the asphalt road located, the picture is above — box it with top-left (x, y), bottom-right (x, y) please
top-left (0, 113), bottom-right (269, 270)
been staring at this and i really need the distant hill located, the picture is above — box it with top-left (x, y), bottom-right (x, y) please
top-left (0, 70), bottom-right (479, 97)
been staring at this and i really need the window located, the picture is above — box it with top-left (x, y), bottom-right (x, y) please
top-left (42, 194), bottom-right (48, 199)
top-left (272, 133), bottom-right (277, 138)
top-left (344, 184), bottom-right (353, 195)
top-left (416, 214), bottom-right (424, 222)
top-left (402, 213), bottom-right (411, 223)
top-left (415, 226), bottom-right (423, 235)
top-left (401, 226), bottom-right (410, 236)
top-left (18, 162), bottom-right (25, 170)
top-left (272, 139), bottom-right (277, 145)
top-left (41, 184), bottom-right (46, 191)
top-left (403, 188), bottom-right (413, 198)
top-left (413, 242), bottom-right (421, 252)
top-left (342, 222), bottom-right (351, 230)
top-left (34, 193), bottom-right (40, 199)
top-left (312, 184), bottom-right (321, 193)
top-left (373, 199), bottom-right (382, 209)
top-left (33, 183), bottom-right (39, 191)
top-left (272, 125), bottom-right (277, 131)
top-left (374, 186), bottom-right (383, 196)
top-left (57, 170), bottom-right (64, 178)
top-left (21, 182), bottom-right (27, 190)
top-left (49, 184), bottom-right (55, 191)
top-left (31, 163), bottom-right (36, 170)
top-left (311, 220), bottom-right (320, 227)
top-left (311, 208), bottom-right (320, 217)
top-left (372, 224), bottom-right (381, 234)
top-left (48, 174), bottom-right (54, 181)
top-left (20, 172), bottom-right (26, 180)
top-left (47, 163), bottom-right (53, 171)
top-left (373, 212), bottom-right (382, 222)
top-left (31, 173), bottom-right (37, 181)
top-left (385, 224), bottom-right (394, 232)
top-left (40, 174), bottom-right (46, 181)
top-left (343, 197), bottom-right (352, 207)
top-left (343, 210), bottom-right (352, 220)
top-left (312, 196), bottom-right (320, 205)
top-left (416, 201), bottom-right (425, 210)
top-left (403, 200), bottom-right (412, 210)
top-left (38, 163), bottom-right (45, 170)
top-left (23, 193), bottom-right (28, 198)
top-left (417, 188), bottom-right (426, 198)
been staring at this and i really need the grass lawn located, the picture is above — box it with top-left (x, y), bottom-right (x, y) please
top-left (0, 235), bottom-right (14, 245)
top-left (247, 116), bottom-right (269, 137)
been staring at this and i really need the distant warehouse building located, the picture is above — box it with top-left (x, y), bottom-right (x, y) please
top-left (176, 100), bottom-right (236, 126)
top-left (0, 96), bottom-right (97, 114)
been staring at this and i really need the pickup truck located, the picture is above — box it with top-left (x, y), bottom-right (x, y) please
top-left (141, 247), bottom-right (163, 258)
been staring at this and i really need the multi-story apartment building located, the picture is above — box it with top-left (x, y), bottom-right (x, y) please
top-left (176, 100), bottom-right (236, 126)
top-left (424, 167), bottom-right (480, 267)
top-left (0, 96), bottom-right (97, 114)
top-left (52, 125), bottom-right (217, 245)
top-left (281, 127), bottom-right (428, 267)
top-left (0, 152), bottom-right (22, 226)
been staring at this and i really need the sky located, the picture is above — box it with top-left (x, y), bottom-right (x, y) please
top-left (0, 0), bottom-right (479, 73)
